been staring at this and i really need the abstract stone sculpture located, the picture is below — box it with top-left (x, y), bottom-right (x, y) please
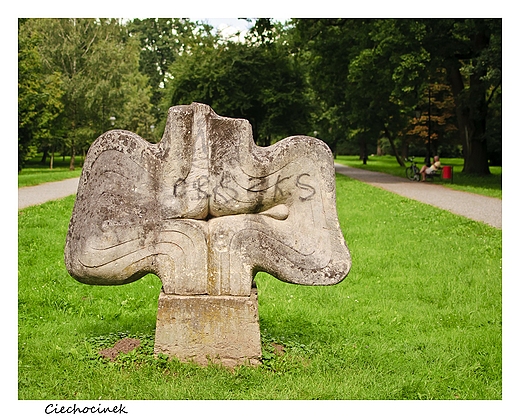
top-left (65, 103), bottom-right (351, 367)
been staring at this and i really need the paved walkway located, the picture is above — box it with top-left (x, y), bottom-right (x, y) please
top-left (18, 177), bottom-right (80, 210)
top-left (334, 163), bottom-right (501, 229)
top-left (17, 165), bottom-right (502, 229)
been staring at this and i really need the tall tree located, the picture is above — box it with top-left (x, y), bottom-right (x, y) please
top-left (22, 18), bottom-right (156, 169)
top-left (405, 76), bottom-right (459, 159)
top-left (290, 18), bottom-right (501, 173)
top-left (127, 18), bottom-right (215, 125)
top-left (162, 19), bottom-right (310, 146)
top-left (290, 19), bottom-right (430, 165)
top-left (289, 19), bottom-right (361, 154)
top-left (422, 18), bottom-right (501, 174)
top-left (18, 19), bottom-right (64, 171)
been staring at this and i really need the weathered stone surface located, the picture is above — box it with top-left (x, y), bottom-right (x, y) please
top-left (64, 103), bottom-right (351, 296)
top-left (154, 289), bottom-right (262, 367)
top-left (64, 102), bottom-right (351, 366)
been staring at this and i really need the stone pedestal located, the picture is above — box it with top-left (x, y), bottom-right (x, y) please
top-left (154, 288), bottom-right (262, 367)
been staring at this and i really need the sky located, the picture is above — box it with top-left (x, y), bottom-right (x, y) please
top-left (203, 17), bottom-right (253, 31)
top-left (201, 18), bottom-right (255, 42)
top-left (196, 18), bottom-right (290, 42)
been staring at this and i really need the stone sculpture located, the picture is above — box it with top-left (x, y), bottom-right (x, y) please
top-left (65, 103), bottom-right (351, 366)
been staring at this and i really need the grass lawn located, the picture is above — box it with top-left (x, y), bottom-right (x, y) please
top-left (17, 174), bottom-right (502, 401)
top-left (18, 155), bottom-right (83, 188)
top-left (335, 155), bottom-right (502, 199)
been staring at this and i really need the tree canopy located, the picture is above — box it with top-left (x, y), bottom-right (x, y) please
top-left (18, 18), bottom-right (501, 175)
top-left (162, 19), bottom-right (310, 146)
top-left (289, 18), bottom-right (501, 173)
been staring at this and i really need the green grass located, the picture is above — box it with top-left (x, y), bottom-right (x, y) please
top-left (18, 155), bottom-right (83, 188)
top-left (18, 175), bottom-right (501, 400)
top-left (335, 155), bottom-right (502, 199)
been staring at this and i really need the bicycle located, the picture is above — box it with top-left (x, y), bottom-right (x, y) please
top-left (405, 157), bottom-right (421, 181)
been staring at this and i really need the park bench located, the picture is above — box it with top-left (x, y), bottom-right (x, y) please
top-left (426, 166), bottom-right (453, 183)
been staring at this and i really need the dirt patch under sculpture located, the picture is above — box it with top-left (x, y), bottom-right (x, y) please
top-left (98, 338), bottom-right (140, 361)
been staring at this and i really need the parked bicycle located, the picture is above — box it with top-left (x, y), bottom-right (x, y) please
top-left (405, 157), bottom-right (420, 181)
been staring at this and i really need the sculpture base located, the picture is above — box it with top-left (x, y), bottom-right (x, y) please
top-left (154, 289), bottom-right (262, 367)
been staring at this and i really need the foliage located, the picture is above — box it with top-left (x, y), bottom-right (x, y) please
top-left (18, 20), bottom-right (64, 171)
top-left (18, 18), bottom-right (156, 171)
top-left (126, 18), bottom-right (215, 127)
top-left (161, 19), bottom-right (311, 145)
top-left (405, 78), bottom-right (459, 158)
top-left (289, 19), bottom-right (431, 162)
top-left (419, 18), bottom-right (502, 174)
top-left (18, 177), bottom-right (501, 400)
top-left (288, 19), bottom-right (359, 154)
top-left (289, 18), bottom-right (501, 173)
top-left (18, 18), bottom-right (501, 176)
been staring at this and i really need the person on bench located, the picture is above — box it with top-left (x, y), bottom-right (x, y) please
top-left (420, 155), bottom-right (441, 182)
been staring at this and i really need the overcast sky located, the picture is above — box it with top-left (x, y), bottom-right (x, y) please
top-left (201, 18), bottom-right (254, 40)
top-left (203, 18), bottom-right (253, 30)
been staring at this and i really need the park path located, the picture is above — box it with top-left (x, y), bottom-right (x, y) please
top-left (334, 163), bottom-right (501, 229)
top-left (18, 177), bottom-right (80, 211)
top-left (17, 164), bottom-right (502, 229)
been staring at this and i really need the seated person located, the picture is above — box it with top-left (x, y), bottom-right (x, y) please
top-left (420, 155), bottom-right (441, 181)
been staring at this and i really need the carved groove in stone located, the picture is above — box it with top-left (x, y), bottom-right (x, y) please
top-left (65, 103), bottom-right (351, 296)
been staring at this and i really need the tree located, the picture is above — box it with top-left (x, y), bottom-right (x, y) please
top-left (290, 18), bottom-right (501, 173)
top-left (21, 18), bottom-right (156, 170)
top-left (18, 18), bottom-right (500, 175)
top-left (405, 77), bottom-right (459, 159)
top-left (81, 21), bottom-right (156, 142)
top-left (290, 19), bottom-right (430, 166)
top-left (127, 18), bottom-right (215, 125)
top-left (161, 19), bottom-right (310, 146)
top-left (18, 19), bottom-right (64, 171)
top-left (421, 18), bottom-right (501, 174)
top-left (117, 72), bottom-right (156, 141)
top-left (289, 19), bottom-right (360, 154)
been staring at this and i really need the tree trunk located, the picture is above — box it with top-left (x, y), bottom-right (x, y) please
top-left (69, 145), bottom-right (75, 171)
top-left (329, 138), bottom-right (339, 159)
top-left (446, 63), bottom-right (490, 175)
top-left (445, 24), bottom-right (492, 176)
top-left (400, 140), bottom-right (409, 161)
top-left (40, 148), bottom-right (48, 164)
top-left (383, 126), bottom-right (405, 167)
top-left (359, 137), bottom-right (368, 164)
top-left (376, 138), bottom-right (383, 156)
